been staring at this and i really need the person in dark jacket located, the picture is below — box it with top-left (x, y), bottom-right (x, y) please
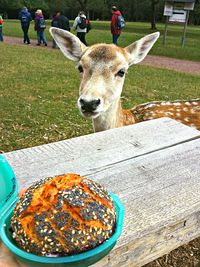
top-left (34, 9), bottom-right (47, 46)
top-left (51, 11), bottom-right (70, 48)
top-left (18, 7), bottom-right (32, 44)
top-left (110, 6), bottom-right (122, 45)
top-left (57, 11), bottom-right (70, 31)
top-left (51, 12), bottom-right (60, 48)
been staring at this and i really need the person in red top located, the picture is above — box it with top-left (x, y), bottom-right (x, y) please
top-left (0, 15), bottom-right (3, 42)
top-left (110, 6), bottom-right (122, 45)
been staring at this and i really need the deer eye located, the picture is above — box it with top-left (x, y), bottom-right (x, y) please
top-left (116, 69), bottom-right (125, 77)
top-left (78, 65), bottom-right (83, 73)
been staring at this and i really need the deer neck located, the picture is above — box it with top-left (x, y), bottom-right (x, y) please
top-left (92, 99), bottom-right (125, 132)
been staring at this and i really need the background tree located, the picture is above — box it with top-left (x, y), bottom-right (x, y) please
top-left (192, 0), bottom-right (200, 24)
top-left (0, 0), bottom-right (22, 9)
top-left (46, 0), bottom-right (68, 15)
top-left (23, 0), bottom-right (48, 10)
top-left (0, 0), bottom-right (199, 25)
top-left (151, 0), bottom-right (159, 29)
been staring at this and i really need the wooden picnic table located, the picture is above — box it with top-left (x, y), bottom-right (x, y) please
top-left (3, 118), bottom-right (200, 267)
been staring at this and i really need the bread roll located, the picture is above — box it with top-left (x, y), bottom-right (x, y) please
top-left (11, 174), bottom-right (116, 256)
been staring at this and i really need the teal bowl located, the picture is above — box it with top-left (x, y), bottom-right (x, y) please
top-left (0, 155), bottom-right (124, 267)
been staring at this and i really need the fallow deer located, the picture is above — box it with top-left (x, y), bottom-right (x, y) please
top-left (50, 28), bottom-right (200, 132)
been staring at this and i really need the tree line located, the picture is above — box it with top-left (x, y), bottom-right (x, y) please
top-left (0, 0), bottom-right (200, 26)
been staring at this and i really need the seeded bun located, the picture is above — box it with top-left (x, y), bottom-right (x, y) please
top-left (11, 174), bottom-right (116, 256)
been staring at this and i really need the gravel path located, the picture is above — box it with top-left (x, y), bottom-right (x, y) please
top-left (3, 36), bottom-right (200, 76)
top-left (143, 55), bottom-right (200, 76)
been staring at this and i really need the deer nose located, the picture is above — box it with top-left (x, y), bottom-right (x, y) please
top-left (79, 98), bottom-right (101, 112)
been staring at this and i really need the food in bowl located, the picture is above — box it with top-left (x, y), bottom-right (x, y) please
top-left (10, 174), bottom-right (116, 257)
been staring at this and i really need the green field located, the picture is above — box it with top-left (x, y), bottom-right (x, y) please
top-left (3, 20), bottom-right (200, 61)
top-left (0, 39), bottom-right (200, 153)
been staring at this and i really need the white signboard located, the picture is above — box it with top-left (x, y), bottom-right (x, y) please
top-left (184, 2), bottom-right (195, 10)
top-left (169, 9), bottom-right (187, 23)
top-left (164, 3), bottom-right (173, 16)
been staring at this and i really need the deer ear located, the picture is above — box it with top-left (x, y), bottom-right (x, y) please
top-left (49, 27), bottom-right (87, 61)
top-left (125, 32), bottom-right (160, 65)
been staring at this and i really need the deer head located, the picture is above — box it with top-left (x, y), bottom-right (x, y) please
top-left (50, 28), bottom-right (160, 131)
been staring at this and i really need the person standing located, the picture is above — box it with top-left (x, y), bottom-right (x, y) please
top-left (0, 15), bottom-right (3, 42)
top-left (51, 11), bottom-right (70, 48)
top-left (51, 12), bottom-right (60, 48)
top-left (57, 11), bottom-right (70, 31)
top-left (18, 7), bottom-right (32, 44)
top-left (34, 9), bottom-right (47, 46)
top-left (73, 11), bottom-right (87, 46)
top-left (110, 5), bottom-right (122, 45)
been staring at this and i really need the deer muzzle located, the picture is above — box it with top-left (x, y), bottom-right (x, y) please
top-left (78, 97), bottom-right (102, 118)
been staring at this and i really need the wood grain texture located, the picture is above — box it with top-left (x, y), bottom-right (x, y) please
top-left (3, 118), bottom-right (200, 266)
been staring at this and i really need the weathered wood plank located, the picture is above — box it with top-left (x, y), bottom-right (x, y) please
top-left (4, 118), bottom-right (200, 190)
top-left (3, 118), bottom-right (200, 267)
top-left (92, 139), bottom-right (200, 266)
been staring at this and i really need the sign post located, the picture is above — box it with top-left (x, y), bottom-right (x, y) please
top-left (181, 9), bottom-right (190, 48)
top-left (163, 0), bottom-right (195, 47)
top-left (163, 16), bottom-right (169, 45)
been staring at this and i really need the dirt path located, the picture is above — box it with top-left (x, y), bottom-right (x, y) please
top-left (143, 55), bottom-right (200, 76)
top-left (4, 36), bottom-right (200, 76)
top-left (4, 36), bottom-right (53, 49)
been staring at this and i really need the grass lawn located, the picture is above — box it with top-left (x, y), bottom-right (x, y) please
top-left (0, 42), bottom-right (200, 152)
top-left (3, 20), bottom-right (200, 61)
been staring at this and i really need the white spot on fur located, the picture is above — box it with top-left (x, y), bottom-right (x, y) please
top-left (173, 102), bottom-right (181, 106)
top-left (161, 102), bottom-right (167, 106)
top-left (185, 102), bottom-right (191, 106)
top-left (167, 112), bottom-right (173, 116)
top-left (184, 117), bottom-right (190, 122)
top-left (147, 116), bottom-right (154, 120)
top-left (148, 111), bottom-right (155, 115)
top-left (145, 103), bottom-right (157, 109)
